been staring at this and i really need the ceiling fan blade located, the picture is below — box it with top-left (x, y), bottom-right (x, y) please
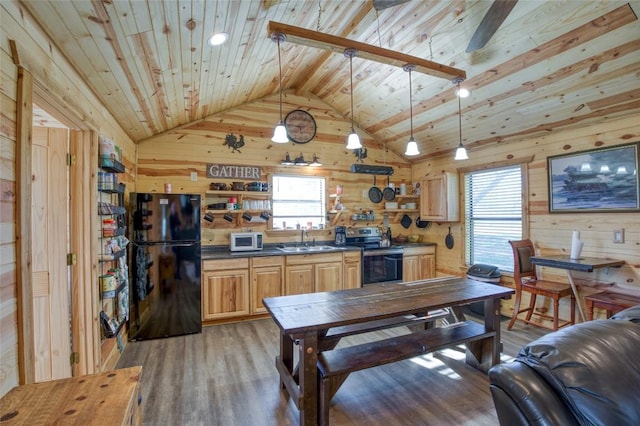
top-left (372, 0), bottom-right (411, 11)
top-left (466, 0), bottom-right (518, 53)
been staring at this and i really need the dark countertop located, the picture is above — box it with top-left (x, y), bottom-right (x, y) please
top-left (530, 255), bottom-right (625, 272)
top-left (202, 244), bottom-right (357, 260)
top-left (202, 242), bottom-right (436, 260)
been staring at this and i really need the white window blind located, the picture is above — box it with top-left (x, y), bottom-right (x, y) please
top-left (464, 165), bottom-right (523, 271)
top-left (272, 175), bottom-right (326, 229)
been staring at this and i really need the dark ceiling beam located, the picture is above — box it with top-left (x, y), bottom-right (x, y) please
top-left (267, 21), bottom-right (466, 82)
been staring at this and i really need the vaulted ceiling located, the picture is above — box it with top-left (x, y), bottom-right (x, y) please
top-left (21, 0), bottom-right (640, 161)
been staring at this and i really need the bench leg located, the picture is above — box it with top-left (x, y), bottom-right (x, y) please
top-left (319, 373), bottom-right (349, 426)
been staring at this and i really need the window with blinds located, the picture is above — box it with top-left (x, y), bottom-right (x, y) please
top-left (464, 165), bottom-right (523, 271)
top-left (272, 175), bottom-right (326, 230)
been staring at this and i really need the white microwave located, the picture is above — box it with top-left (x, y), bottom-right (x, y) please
top-left (229, 232), bottom-right (263, 252)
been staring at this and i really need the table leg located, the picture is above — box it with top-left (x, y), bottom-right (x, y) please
top-left (279, 331), bottom-right (294, 390)
top-left (486, 297), bottom-right (501, 367)
top-left (565, 270), bottom-right (585, 322)
top-left (297, 332), bottom-right (319, 426)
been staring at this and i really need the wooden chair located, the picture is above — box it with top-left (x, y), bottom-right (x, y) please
top-left (508, 239), bottom-right (575, 331)
top-left (584, 291), bottom-right (640, 320)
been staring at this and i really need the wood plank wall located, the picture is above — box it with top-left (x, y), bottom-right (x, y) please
top-left (136, 91), bottom-right (413, 246)
top-left (2, 0), bottom-right (639, 400)
top-left (413, 115), bottom-right (640, 319)
top-left (1, 0), bottom-right (136, 396)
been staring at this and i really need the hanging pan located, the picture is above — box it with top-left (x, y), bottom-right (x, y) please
top-left (368, 176), bottom-right (383, 203)
top-left (400, 214), bottom-right (412, 229)
top-left (383, 176), bottom-right (396, 201)
top-left (416, 217), bottom-right (431, 229)
top-left (445, 227), bottom-right (454, 249)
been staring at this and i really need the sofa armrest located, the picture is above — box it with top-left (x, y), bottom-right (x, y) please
top-left (611, 304), bottom-right (640, 322)
top-left (488, 362), bottom-right (578, 426)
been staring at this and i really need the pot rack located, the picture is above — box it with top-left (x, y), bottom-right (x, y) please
top-left (266, 21), bottom-right (466, 81)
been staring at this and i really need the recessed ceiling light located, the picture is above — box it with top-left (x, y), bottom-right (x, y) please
top-left (208, 32), bottom-right (228, 46)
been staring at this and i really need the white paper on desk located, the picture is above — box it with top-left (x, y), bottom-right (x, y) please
top-left (570, 230), bottom-right (583, 259)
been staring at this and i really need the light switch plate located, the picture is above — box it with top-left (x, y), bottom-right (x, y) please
top-left (613, 229), bottom-right (624, 243)
top-left (190, 172), bottom-right (198, 182)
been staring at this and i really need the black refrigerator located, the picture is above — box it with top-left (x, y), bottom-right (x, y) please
top-left (129, 192), bottom-right (202, 341)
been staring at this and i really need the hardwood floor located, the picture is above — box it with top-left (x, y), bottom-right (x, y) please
top-left (116, 312), bottom-right (548, 425)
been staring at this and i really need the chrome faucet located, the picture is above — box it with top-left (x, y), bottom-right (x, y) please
top-left (300, 229), bottom-right (308, 247)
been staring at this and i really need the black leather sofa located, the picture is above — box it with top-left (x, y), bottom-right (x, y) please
top-left (488, 305), bottom-right (640, 425)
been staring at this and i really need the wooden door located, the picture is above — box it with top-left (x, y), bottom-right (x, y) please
top-left (403, 255), bottom-right (421, 282)
top-left (419, 254), bottom-right (436, 279)
top-left (251, 265), bottom-right (283, 314)
top-left (315, 262), bottom-right (342, 292)
top-left (202, 270), bottom-right (250, 320)
top-left (343, 252), bottom-right (361, 289)
top-left (285, 264), bottom-right (314, 295)
top-left (31, 127), bottom-right (71, 381)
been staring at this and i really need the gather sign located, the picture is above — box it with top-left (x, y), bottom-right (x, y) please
top-left (206, 163), bottom-right (262, 180)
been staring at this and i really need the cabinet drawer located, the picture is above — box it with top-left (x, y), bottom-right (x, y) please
top-left (343, 251), bottom-right (361, 263)
top-left (402, 246), bottom-right (435, 256)
top-left (252, 256), bottom-right (284, 268)
top-left (203, 258), bottom-right (249, 271)
top-left (286, 252), bottom-right (343, 265)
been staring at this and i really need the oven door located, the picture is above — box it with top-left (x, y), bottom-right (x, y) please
top-left (362, 248), bottom-right (403, 285)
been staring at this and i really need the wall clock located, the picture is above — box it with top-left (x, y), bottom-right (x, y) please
top-left (284, 109), bottom-right (317, 144)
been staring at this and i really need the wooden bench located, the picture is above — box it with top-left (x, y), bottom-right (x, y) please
top-left (319, 309), bottom-right (450, 351)
top-left (317, 320), bottom-right (495, 425)
top-left (584, 291), bottom-right (640, 320)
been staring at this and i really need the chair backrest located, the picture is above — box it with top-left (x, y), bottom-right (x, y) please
top-left (509, 239), bottom-right (538, 285)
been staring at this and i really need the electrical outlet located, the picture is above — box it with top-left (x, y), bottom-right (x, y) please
top-left (190, 172), bottom-right (198, 182)
top-left (613, 229), bottom-right (625, 244)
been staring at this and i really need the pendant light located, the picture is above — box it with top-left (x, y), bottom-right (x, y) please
top-left (344, 48), bottom-right (362, 150)
top-left (453, 78), bottom-right (468, 160)
top-left (271, 33), bottom-right (289, 143)
top-left (403, 64), bottom-right (419, 156)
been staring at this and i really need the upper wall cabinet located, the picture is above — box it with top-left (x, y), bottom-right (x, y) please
top-left (420, 172), bottom-right (459, 222)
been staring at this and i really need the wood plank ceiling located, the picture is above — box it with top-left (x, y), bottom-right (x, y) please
top-left (20, 0), bottom-right (640, 161)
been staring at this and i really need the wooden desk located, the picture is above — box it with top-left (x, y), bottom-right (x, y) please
top-left (0, 366), bottom-right (142, 425)
top-left (530, 255), bottom-right (625, 322)
top-left (263, 277), bottom-right (513, 425)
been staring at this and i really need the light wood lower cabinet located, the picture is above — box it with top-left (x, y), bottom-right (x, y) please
top-left (250, 256), bottom-right (284, 314)
top-left (202, 251), bottom-right (356, 321)
top-left (343, 251), bottom-right (362, 290)
top-left (202, 258), bottom-right (250, 320)
top-left (285, 263), bottom-right (314, 295)
top-left (285, 252), bottom-right (343, 294)
top-left (403, 246), bottom-right (436, 282)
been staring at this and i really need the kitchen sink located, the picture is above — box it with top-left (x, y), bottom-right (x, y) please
top-left (276, 245), bottom-right (338, 253)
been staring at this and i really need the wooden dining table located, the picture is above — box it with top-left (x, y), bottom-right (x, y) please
top-left (263, 276), bottom-right (514, 425)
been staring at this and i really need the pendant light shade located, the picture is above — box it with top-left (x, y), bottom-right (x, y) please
top-left (454, 144), bottom-right (468, 160)
top-left (453, 78), bottom-right (468, 160)
top-left (344, 48), bottom-right (362, 150)
top-left (405, 138), bottom-right (419, 156)
top-left (272, 124), bottom-right (288, 143)
top-left (271, 33), bottom-right (289, 144)
top-left (403, 64), bottom-right (419, 156)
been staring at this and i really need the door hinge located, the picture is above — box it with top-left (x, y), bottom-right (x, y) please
top-left (70, 352), bottom-right (79, 365)
top-left (67, 253), bottom-right (77, 265)
top-left (67, 153), bottom-right (76, 166)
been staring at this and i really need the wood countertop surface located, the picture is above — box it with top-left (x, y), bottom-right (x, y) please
top-left (0, 366), bottom-right (142, 425)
